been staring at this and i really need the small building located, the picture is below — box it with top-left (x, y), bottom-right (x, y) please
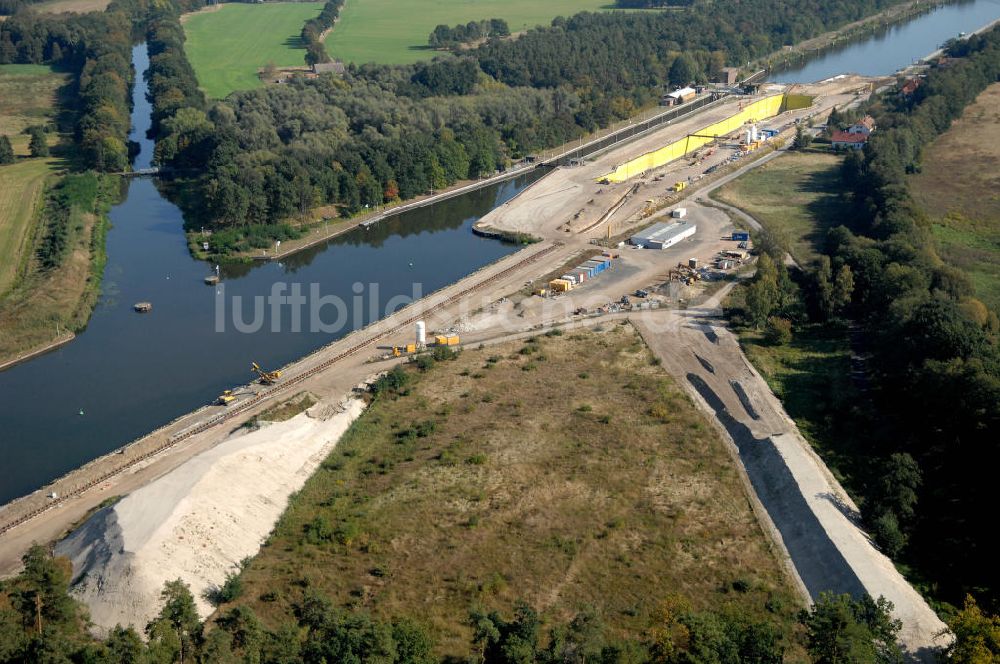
top-left (831, 130), bottom-right (869, 150)
top-left (312, 61), bottom-right (346, 75)
top-left (669, 86), bottom-right (697, 104)
top-left (718, 67), bottom-right (740, 86)
top-left (630, 220), bottom-right (697, 250)
top-left (900, 77), bottom-right (922, 96)
top-left (847, 115), bottom-right (876, 136)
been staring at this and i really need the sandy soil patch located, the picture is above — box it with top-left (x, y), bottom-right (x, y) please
top-left (55, 396), bottom-right (365, 632)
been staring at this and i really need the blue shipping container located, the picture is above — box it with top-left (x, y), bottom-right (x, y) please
top-left (732, 231), bottom-right (750, 241)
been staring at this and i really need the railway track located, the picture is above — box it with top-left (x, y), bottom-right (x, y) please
top-left (0, 242), bottom-right (561, 538)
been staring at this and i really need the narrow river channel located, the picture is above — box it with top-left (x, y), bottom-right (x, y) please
top-left (2, 0), bottom-right (999, 506)
top-left (771, 0), bottom-right (1000, 82)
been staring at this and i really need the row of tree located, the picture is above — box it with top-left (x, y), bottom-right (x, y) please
top-left (428, 18), bottom-right (510, 50)
top-left (830, 27), bottom-right (1000, 606)
top-left (301, 0), bottom-right (343, 66)
top-left (5, 544), bottom-right (970, 664)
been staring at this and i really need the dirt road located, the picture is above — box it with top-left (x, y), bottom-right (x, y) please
top-left (630, 296), bottom-right (949, 662)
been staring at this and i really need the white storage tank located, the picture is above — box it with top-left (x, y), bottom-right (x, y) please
top-left (416, 321), bottom-right (426, 346)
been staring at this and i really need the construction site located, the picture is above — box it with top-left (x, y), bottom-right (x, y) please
top-left (0, 70), bottom-right (951, 661)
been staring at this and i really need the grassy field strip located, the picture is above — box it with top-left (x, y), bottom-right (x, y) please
top-left (327, 0), bottom-right (610, 64)
top-left (0, 160), bottom-right (54, 295)
top-left (911, 82), bottom-right (1000, 312)
top-left (33, 0), bottom-right (110, 13)
top-left (712, 149), bottom-right (849, 265)
top-left (0, 65), bottom-right (67, 295)
top-left (183, 2), bottom-right (324, 99)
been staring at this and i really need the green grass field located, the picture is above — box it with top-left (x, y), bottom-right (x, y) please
top-left (0, 64), bottom-right (68, 295)
top-left (183, 2), bottom-right (324, 99)
top-left (713, 150), bottom-right (849, 265)
top-left (327, 0), bottom-right (612, 65)
top-left (911, 83), bottom-right (1000, 312)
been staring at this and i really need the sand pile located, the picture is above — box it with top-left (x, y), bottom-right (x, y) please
top-left (56, 397), bottom-right (365, 633)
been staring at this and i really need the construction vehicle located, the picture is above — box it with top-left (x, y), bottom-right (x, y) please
top-left (217, 390), bottom-right (236, 406)
top-left (251, 362), bottom-right (282, 385)
top-left (391, 344), bottom-right (417, 357)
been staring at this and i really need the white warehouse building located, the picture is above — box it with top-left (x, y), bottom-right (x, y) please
top-left (630, 220), bottom-right (696, 250)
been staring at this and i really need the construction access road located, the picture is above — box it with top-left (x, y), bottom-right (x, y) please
top-left (628, 295), bottom-right (949, 662)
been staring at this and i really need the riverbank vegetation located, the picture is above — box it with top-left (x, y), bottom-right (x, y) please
top-left (725, 25), bottom-right (1000, 610)
top-left (0, 0), bottom-right (215, 363)
top-left (0, 172), bottom-right (117, 363)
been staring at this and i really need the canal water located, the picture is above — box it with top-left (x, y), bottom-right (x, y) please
top-left (771, 0), bottom-right (1000, 82)
top-left (0, 44), bottom-right (539, 506)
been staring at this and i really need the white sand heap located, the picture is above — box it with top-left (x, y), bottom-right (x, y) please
top-left (56, 397), bottom-right (366, 633)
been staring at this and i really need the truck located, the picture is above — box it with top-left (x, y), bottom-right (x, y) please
top-left (671, 208), bottom-right (687, 219)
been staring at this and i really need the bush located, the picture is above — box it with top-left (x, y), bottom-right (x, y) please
top-left (304, 516), bottom-right (334, 544)
top-left (27, 125), bottom-right (49, 157)
top-left (764, 317), bottom-right (793, 345)
top-left (871, 511), bottom-right (907, 558)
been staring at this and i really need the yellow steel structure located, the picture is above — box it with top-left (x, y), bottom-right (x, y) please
top-left (598, 94), bottom-right (810, 183)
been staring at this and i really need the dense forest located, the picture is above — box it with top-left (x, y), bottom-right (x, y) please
top-left (147, 0), bottom-right (915, 247)
top-left (736, 26), bottom-right (1000, 608)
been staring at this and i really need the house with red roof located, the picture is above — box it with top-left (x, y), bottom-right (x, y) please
top-left (831, 114), bottom-right (876, 149)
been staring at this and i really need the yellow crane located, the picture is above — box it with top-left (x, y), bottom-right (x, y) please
top-left (251, 362), bottom-right (282, 385)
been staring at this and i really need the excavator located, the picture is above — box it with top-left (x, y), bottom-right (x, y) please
top-left (251, 362), bottom-right (282, 385)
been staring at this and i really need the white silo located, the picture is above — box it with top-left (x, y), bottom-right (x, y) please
top-left (416, 321), bottom-right (426, 347)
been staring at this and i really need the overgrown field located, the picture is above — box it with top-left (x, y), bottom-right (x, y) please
top-left (33, 0), bottom-right (110, 13)
top-left (231, 324), bottom-right (803, 658)
top-left (183, 2), bottom-right (324, 99)
top-left (910, 82), bottom-right (1000, 312)
top-left (0, 64), bottom-right (68, 296)
top-left (0, 173), bottom-right (115, 364)
top-left (713, 149), bottom-right (849, 264)
top-left (326, 0), bottom-right (610, 65)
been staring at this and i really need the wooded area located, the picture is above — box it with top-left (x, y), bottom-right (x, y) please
top-left (733, 27), bottom-right (1000, 608)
